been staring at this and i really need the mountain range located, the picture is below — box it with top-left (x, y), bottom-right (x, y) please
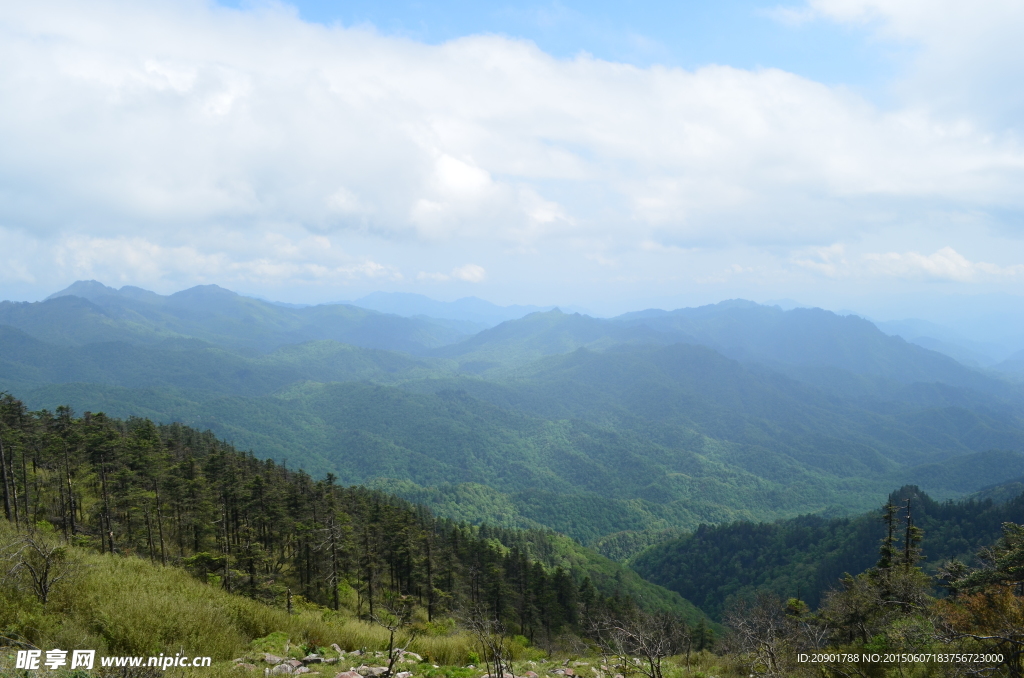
top-left (3, 281), bottom-right (1024, 547)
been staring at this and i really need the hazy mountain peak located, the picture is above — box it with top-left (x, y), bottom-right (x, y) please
top-left (46, 280), bottom-right (120, 301)
top-left (351, 290), bottom-right (565, 326)
top-left (168, 284), bottom-right (239, 302)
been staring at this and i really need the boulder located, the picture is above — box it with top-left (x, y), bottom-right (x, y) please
top-left (304, 657), bottom-right (324, 665)
top-left (402, 652), bottom-right (423, 662)
top-left (334, 672), bottom-right (361, 678)
top-left (523, 672), bottom-right (539, 678)
top-left (331, 645), bottom-right (345, 655)
top-left (265, 655), bottom-right (284, 664)
top-left (271, 665), bottom-right (294, 675)
top-left (294, 669), bottom-right (313, 675)
top-left (288, 660), bottom-right (305, 668)
top-left (395, 672), bottom-right (413, 678)
top-left (565, 669), bottom-right (575, 676)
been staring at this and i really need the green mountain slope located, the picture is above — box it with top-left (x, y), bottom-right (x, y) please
top-left (10, 345), bottom-right (1024, 545)
top-left (433, 301), bottom-right (1015, 396)
top-left (630, 485), bottom-right (1024, 619)
top-left (613, 301), bottom-right (1010, 392)
top-left (5, 285), bottom-right (1024, 545)
top-left (0, 324), bottom-right (447, 395)
top-left (2, 281), bottom-right (469, 353)
top-left (0, 394), bottom-right (708, 640)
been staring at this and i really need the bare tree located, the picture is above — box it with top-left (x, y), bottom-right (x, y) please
top-left (462, 603), bottom-right (515, 678)
top-left (590, 608), bottom-right (688, 678)
top-left (370, 593), bottom-right (420, 678)
top-left (724, 593), bottom-right (795, 678)
top-left (2, 531), bottom-right (79, 605)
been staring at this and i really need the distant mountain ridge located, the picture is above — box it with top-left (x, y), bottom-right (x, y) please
top-left (429, 301), bottom-right (1017, 400)
top-left (9, 280), bottom-right (472, 353)
top-left (349, 291), bottom-right (580, 327)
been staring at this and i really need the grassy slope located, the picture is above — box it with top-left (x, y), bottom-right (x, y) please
top-left (0, 518), bottom-right (715, 676)
top-left (0, 528), bottom-right (502, 677)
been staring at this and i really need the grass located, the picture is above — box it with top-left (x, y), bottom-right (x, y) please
top-left (0, 522), bottom-right (540, 676)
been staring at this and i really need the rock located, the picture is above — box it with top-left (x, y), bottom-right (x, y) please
top-left (265, 655), bottom-right (285, 665)
top-left (304, 657), bottom-right (324, 665)
top-left (324, 658), bottom-right (339, 665)
top-left (334, 672), bottom-right (361, 678)
top-left (271, 665), bottom-right (294, 675)
top-left (288, 660), bottom-right (305, 668)
top-left (331, 645), bottom-right (344, 655)
top-left (395, 672), bottom-right (413, 678)
top-left (236, 664), bottom-right (258, 671)
top-left (554, 671), bottom-right (566, 675)
top-left (524, 672), bottom-right (539, 678)
top-left (295, 669), bottom-right (313, 675)
top-left (565, 669), bottom-right (575, 676)
top-left (355, 666), bottom-right (388, 677)
top-left (402, 652), bottom-right (423, 662)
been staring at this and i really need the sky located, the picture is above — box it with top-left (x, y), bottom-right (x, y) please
top-left (3, 0), bottom-right (1024, 329)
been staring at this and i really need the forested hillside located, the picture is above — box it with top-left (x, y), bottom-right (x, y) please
top-left (0, 281), bottom-right (470, 353)
top-left (631, 485), bottom-right (1024, 619)
top-left (0, 393), bottom-right (704, 641)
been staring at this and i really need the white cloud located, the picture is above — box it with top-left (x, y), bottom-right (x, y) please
top-left (451, 264), bottom-right (487, 282)
top-left (793, 244), bottom-right (1024, 282)
top-left (1, 1), bottom-right (1024, 304)
top-left (49, 232), bottom-right (400, 290)
top-left (417, 263), bottom-right (487, 283)
top-left (864, 246), bottom-right (1024, 282)
top-left (792, 243), bottom-right (849, 277)
top-left (803, 0), bottom-right (1024, 125)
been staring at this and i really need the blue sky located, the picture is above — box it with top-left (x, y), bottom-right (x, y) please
top-left (218, 0), bottom-right (898, 89)
top-left (2, 0), bottom-right (1024, 333)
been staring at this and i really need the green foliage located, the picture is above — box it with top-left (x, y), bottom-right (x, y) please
top-left (590, 529), bottom-right (687, 562)
top-left (6, 290), bottom-right (1024, 549)
top-left (0, 393), bottom-right (708, 649)
top-left (632, 485), bottom-right (1024, 619)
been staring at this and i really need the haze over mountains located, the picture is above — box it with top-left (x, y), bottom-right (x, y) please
top-left (3, 280), bottom-right (1024, 547)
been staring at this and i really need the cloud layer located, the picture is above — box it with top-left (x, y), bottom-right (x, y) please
top-left (1, 1), bottom-right (1024, 309)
